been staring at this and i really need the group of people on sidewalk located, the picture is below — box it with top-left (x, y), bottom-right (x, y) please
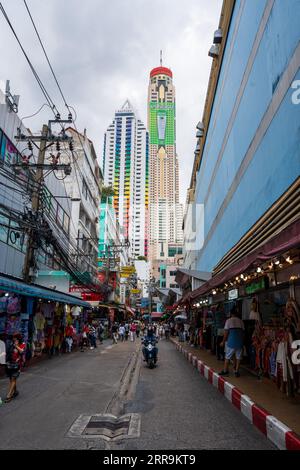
top-left (79, 322), bottom-right (105, 352)
top-left (111, 321), bottom-right (141, 344)
top-left (0, 321), bottom-right (107, 404)
top-left (179, 307), bottom-right (245, 378)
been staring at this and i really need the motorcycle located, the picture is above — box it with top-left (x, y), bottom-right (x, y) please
top-left (142, 337), bottom-right (158, 369)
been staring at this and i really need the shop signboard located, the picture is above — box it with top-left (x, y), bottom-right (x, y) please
top-left (131, 289), bottom-right (141, 294)
top-left (228, 289), bottom-right (239, 300)
top-left (245, 277), bottom-right (266, 295)
top-left (120, 285), bottom-right (126, 304)
top-left (81, 293), bottom-right (105, 301)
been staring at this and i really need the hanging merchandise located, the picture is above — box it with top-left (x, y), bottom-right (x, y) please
top-left (55, 303), bottom-right (64, 317)
top-left (34, 311), bottom-right (46, 333)
top-left (284, 298), bottom-right (300, 336)
top-left (275, 329), bottom-right (295, 396)
top-left (41, 302), bottom-right (55, 319)
top-left (249, 298), bottom-right (261, 323)
top-left (71, 305), bottom-right (82, 317)
top-left (0, 317), bottom-right (6, 334)
top-left (0, 294), bottom-right (8, 314)
top-left (0, 338), bottom-right (6, 364)
top-left (7, 294), bottom-right (21, 315)
top-left (5, 315), bottom-right (21, 335)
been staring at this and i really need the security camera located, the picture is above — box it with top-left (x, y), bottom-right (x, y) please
top-left (208, 44), bottom-right (220, 59)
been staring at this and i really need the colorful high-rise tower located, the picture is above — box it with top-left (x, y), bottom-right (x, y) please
top-left (148, 57), bottom-right (183, 281)
top-left (102, 100), bottom-right (149, 259)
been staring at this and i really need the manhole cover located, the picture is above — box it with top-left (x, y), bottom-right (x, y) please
top-left (67, 413), bottom-right (141, 441)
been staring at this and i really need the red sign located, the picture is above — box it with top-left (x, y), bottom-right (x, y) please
top-left (81, 293), bottom-right (105, 301)
top-left (69, 285), bottom-right (90, 293)
top-left (97, 272), bottom-right (106, 283)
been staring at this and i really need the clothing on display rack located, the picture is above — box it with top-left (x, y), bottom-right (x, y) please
top-left (41, 302), bottom-right (55, 318)
top-left (7, 294), bottom-right (21, 315)
top-left (0, 295), bottom-right (8, 314)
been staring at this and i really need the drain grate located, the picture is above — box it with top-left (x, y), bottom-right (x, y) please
top-left (67, 413), bottom-right (141, 441)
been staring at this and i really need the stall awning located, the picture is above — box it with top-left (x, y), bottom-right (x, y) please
top-left (175, 269), bottom-right (211, 287)
top-left (190, 217), bottom-right (300, 300)
top-left (0, 273), bottom-right (91, 308)
top-left (126, 306), bottom-right (135, 316)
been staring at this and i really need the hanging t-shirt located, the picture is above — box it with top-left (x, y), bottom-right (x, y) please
top-left (6, 317), bottom-right (21, 335)
top-left (34, 312), bottom-right (46, 331)
top-left (7, 296), bottom-right (21, 314)
top-left (71, 306), bottom-right (81, 317)
top-left (41, 303), bottom-right (54, 318)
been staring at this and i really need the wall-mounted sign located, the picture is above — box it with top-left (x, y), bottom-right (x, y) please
top-left (245, 277), bottom-right (266, 295)
top-left (228, 289), bottom-right (239, 300)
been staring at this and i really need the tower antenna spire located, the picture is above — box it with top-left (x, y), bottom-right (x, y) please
top-left (160, 50), bottom-right (162, 67)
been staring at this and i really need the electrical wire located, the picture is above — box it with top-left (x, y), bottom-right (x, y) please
top-left (1, 2), bottom-right (101, 290)
top-left (20, 103), bottom-right (52, 121)
top-left (0, 2), bottom-right (59, 118)
top-left (23, 0), bottom-right (72, 115)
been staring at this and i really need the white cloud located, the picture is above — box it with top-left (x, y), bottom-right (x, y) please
top-left (0, 0), bottom-right (222, 202)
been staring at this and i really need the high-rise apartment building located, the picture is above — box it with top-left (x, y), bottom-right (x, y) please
top-left (148, 63), bottom-right (183, 281)
top-left (102, 100), bottom-right (149, 259)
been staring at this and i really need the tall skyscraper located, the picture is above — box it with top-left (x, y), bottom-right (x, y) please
top-left (102, 100), bottom-right (149, 259)
top-left (148, 60), bottom-right (183, 280)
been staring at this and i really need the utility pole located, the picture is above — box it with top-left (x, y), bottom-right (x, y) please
top-left (23, 124), bottom-right (48, 283)
top-left (15, 118), bottom-right (73, 284)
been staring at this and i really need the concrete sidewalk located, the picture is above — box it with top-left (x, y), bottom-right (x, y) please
top-left (171, 338), bottom-right (300, 438)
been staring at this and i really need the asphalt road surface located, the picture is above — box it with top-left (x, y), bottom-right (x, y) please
top-left (0, 338), bottom-right (275, 450)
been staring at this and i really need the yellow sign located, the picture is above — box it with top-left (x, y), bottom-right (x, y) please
top-left (131, 289), bottom-right (141, 294)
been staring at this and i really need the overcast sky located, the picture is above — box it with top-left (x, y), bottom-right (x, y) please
top-left (0, 0), bottom-right (222, 203)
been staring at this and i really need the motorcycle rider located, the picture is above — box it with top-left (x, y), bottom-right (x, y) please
top-left (142, 326), bottom-right (158, 364)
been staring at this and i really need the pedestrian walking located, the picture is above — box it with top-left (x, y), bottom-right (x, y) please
top-left (164, 323), bottom-right (170, 340)
top-left (159, 325), bottom-right (164, 339)
top-left (124, 322), bottom-right (129, 341)
top-left (97, 322), bottom-right (104, 344)
top-left (119, 324), bottom-right (125, 342)
top-left (136, 322), bottom-right (141, 338)
top-left (65, 336), bottom-right (73, 353)
top-left (112, 323), bottom-right (118, 344)
top-left (4, 333), bottom-right (25, 403)
top-left (219, 307), bottom-right (245, 377)
top-left (88, 324), bottom-right (97, 349)
top-left (130, 322), bottom-right (136, 342)
top-left (80, 324), bottom-right (89, 351)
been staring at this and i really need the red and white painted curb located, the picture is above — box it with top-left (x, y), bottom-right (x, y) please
top-left (174, 342), bottom-right (300, 450)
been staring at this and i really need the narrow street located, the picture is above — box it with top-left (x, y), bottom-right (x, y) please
top-left (0, 339), bottom-right (274, 450)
